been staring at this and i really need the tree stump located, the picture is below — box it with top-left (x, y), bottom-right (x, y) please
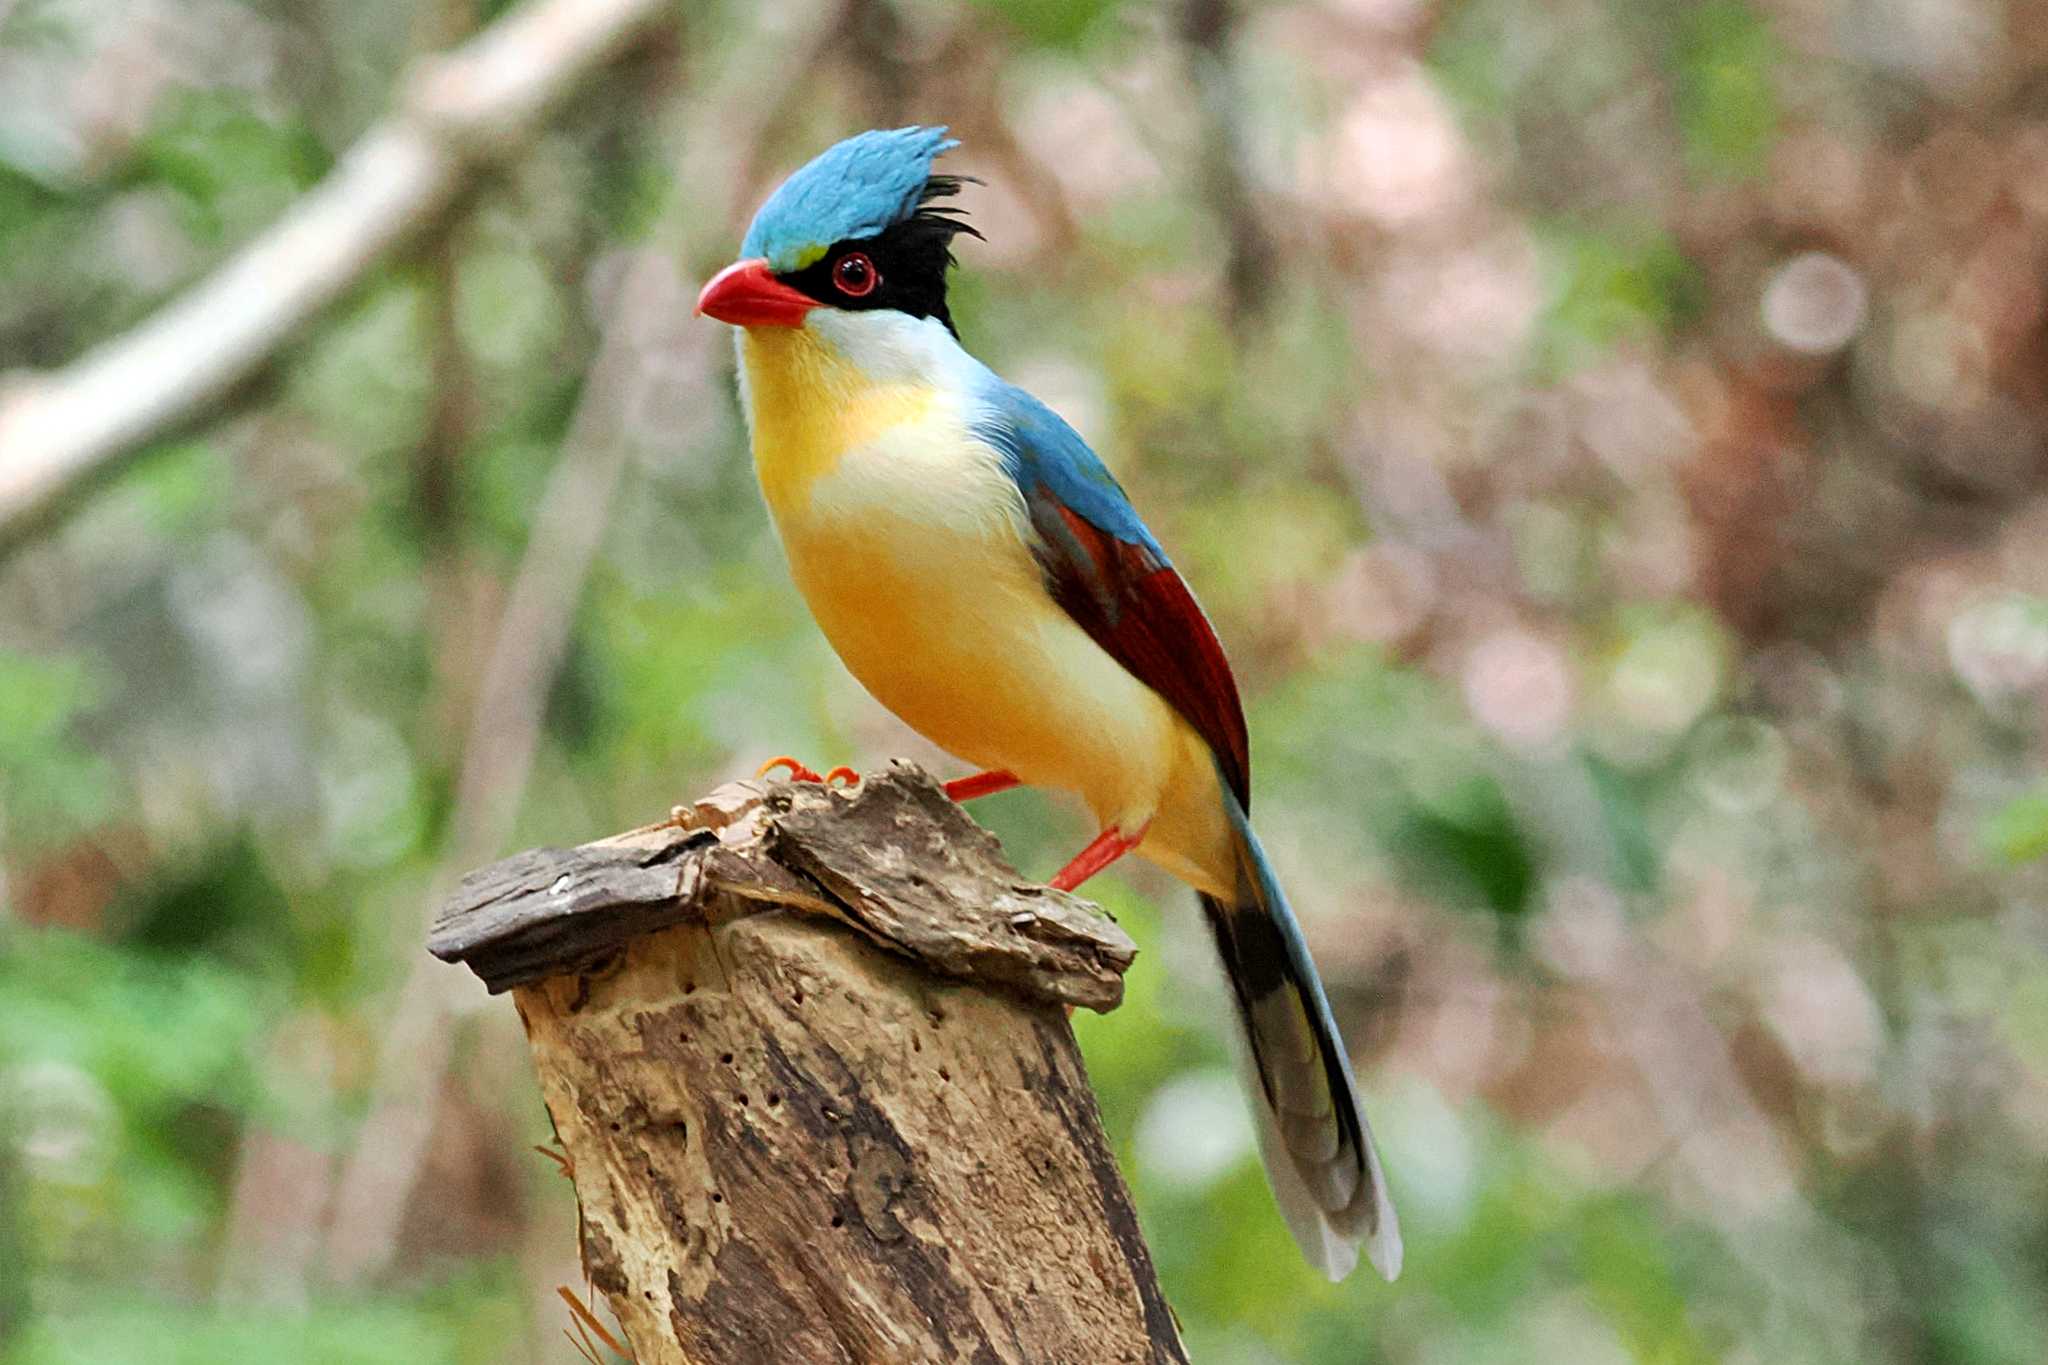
top-left (429, 762), bottom-right (1188, 1364)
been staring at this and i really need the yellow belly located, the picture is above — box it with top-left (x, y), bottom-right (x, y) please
top-left (785, 505), bottom-right (1164, 813)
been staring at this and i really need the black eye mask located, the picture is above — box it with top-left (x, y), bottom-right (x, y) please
top-left (778, 175), bottom-right (980, 337)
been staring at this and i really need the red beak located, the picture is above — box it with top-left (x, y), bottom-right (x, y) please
top-left (695, 258), bottom-right (815, 328)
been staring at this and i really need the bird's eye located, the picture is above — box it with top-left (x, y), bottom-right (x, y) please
top-left (832, 252), bottom-right (879, 298)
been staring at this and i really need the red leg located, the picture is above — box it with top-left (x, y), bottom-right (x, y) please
top-left (1049, 822), bottom-right (1149, 892)
top-left (943, 769), bottom-right (1020, 803)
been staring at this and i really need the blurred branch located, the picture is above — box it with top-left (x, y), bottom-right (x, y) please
top-left (0, 1135), bottom-right (26, 1344)
top-left (845, 0), bottom-right (911, 122)
top-left (940, 38), bottom-right (1082, 257)
top-left (0, 0), bottom-right (671, 559)
top-left (1179, 0), bottom-right (1277, 324)
top-left (319, 250), bottom-right (688, 1287)
top-left (321, 0), bottom-right (848, 1288)
top-left (415, 204), bottom-right (473, 559)
top-left (723, 0), bottom-right (890, 208)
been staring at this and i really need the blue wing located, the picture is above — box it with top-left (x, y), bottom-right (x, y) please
top-left (969, 378), bottom-right (1252, 807)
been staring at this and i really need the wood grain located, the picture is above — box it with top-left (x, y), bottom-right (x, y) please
top-left (431, 763), bottom-right (1186, 1364)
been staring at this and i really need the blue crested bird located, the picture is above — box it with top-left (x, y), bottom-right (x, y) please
top-left (695, 126), bottom-right (1401, 1282)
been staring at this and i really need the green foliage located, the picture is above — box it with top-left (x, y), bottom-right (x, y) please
top-left (130, 90), bottom-right (328, 244)
top-left (969, 0), bottom-right (1127, 51)
top-left (0, 1270), bottom-right (526, 1365)
top-left (0, 928), bottom-right (267, 1267)
top-left (0, 650), bottom-right (113, 850)
top-left (1672, 1), bottom-right (1780, 179)
top-left (289, 277), bottom-right (435, 458)
top-left (1397, 771), bottom-right (1538, 922)
top-left (1585, 752), bottom-right (1661, 893)
top-left (0, 162), bottom-right (65, 252)
top-left (572, 568), bottom-right (818, 774)
top-left (1983, 784), bottom-right (2048, 864)
top-left (1537, 225), bottom-right (1704, 370)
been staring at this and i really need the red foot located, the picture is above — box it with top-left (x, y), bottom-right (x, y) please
top-left (757, 756), bottom-right (859, 787)
top-left (757, 755), bottom-right (821, 783)
top-left (1049, 822), bottom-right (1150, 892)
top-left (943, 770), bottom-right (1020, 803)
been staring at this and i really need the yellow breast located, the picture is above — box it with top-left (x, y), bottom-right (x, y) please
top-left (739, 327), bottom-right (939, 518)
top-left (745, 340), bottom-right (1045, 761)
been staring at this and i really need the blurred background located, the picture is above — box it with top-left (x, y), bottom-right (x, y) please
top-left (5, 0), bottom-right (2048, 1360)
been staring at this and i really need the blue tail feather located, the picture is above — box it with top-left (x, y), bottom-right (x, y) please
top-left (1203, 786), bottom-right (1402, 1281)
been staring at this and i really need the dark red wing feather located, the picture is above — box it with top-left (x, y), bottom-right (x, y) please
top-left (1035, 500), bottom-right (1252, 808)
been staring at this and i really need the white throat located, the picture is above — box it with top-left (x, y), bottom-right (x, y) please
top-left (800, 308), bottom-right (981, 388)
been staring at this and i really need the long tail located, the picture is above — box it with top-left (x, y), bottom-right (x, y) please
top-left (1201, 789), bottom-right (1402, 1281)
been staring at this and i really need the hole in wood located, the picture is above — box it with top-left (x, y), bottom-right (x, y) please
top-left (720, 1052), bottom-right (734, 1065)
top-left (711, 1192), bottom-right (723, 1204)
top-left (830, 1214), bottom-right (844, 1228)
top-left (737, 1093), bottom-right (750, 1107)
top-left (766, 1092), bottom-right (781, 1107)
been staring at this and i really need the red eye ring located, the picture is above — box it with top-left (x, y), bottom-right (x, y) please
top-left (833, 252), bottom-right (879, 298)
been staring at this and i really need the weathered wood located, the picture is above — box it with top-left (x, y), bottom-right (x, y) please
top-left (432, 762), bottom-right (1187, 1364)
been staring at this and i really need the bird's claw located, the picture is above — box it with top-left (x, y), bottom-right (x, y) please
top-left (756, 755), bottom-right (861, 787)
top-left (757, 755), bottom-right (823, 783)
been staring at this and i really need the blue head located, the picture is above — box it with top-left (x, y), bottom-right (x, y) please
top-left (742, 126), bottom-right (958, 272)
top-left (699, 127), bottom-right (977, 334)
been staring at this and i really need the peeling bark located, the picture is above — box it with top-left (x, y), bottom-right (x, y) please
top-left (431, 763), bottom-right (1187, 1364)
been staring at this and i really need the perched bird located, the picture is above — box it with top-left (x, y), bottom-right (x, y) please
top-left (696, 126), bottom-right (1401, 1282)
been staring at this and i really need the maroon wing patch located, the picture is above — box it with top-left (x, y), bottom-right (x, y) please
top-left (1031, 498), bottom-right (1252, 809)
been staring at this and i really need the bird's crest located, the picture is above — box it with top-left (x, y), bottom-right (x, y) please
top-left (742, 126), bottom-right (974, 274)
